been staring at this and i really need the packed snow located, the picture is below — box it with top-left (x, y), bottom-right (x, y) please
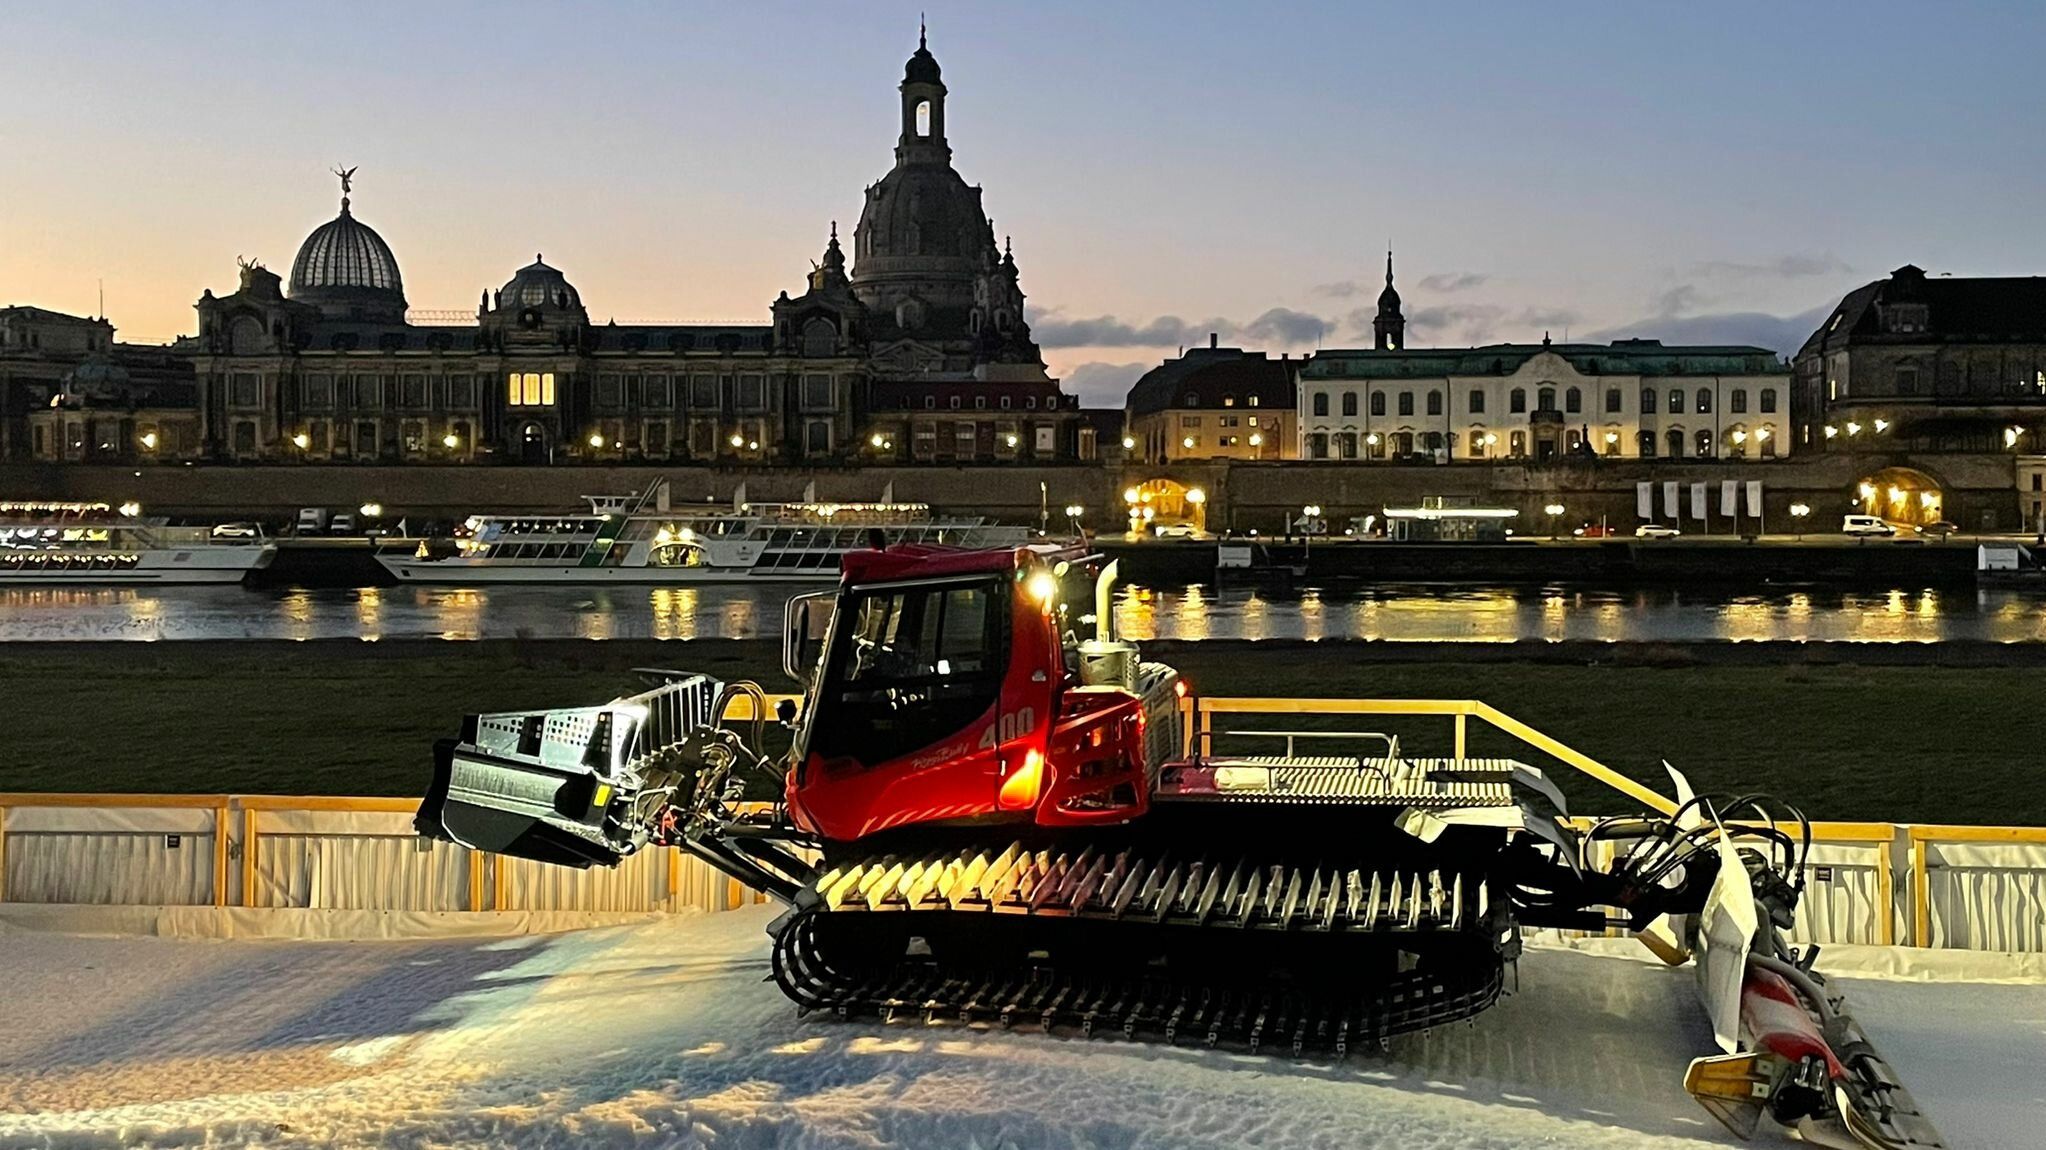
top-left (1, 907), bottom-right (2039, 1149)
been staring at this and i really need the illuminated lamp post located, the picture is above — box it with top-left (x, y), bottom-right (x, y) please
top-left (1789, 501), bottom-right (1810, 541)
top-left (1544, 502), bottom-right (1565, 540)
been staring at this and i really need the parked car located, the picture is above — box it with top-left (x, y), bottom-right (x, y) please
top-left (1916, 520), bottom-right (1959, 538)
top-left (327, 511), bottom-right (358, 535)
top-left (1575, 524), bottom-right (1621, 538)
top-left (1842, 514), bottom-right (1896, 537)
top-left (1153, 522), bottom-right (1198, 539)
top-left (209, 522), bottom-right (263, 540)
top-left (1634, 524), bottom-right (1682, 539)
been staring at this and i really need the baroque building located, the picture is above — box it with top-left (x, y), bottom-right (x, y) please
top-left (1794, 264), bottom-right (2046, 454)
top-left (1125, 335), bottom-right (1298, 463)
top-left (5, 306), bottom-right (198, 463)
top-left (1296, 262), bottom-right (1790, 462)
top-left (173, 32), bottom-right (1079, 467)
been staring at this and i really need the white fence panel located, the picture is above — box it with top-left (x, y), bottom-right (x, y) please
top-left (1, 807), bottom-right (217, 906)
top-left (501, 848), bottom-right (667, 912)
top-left (1790, 842), bottom-right (1888, 947)
top-left (1925, 842), bottom-right (2046, 952)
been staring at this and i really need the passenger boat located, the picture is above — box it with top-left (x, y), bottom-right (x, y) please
top-left (375, 480), bottom-right (1037, 584)
top-left (0, 501), bottom-right (276, 584)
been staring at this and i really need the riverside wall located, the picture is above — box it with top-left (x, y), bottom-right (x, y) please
top-left (0, 451), bottom-right (2021, 532)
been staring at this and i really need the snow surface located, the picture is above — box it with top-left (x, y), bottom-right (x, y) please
top-left (1, 907), bottom-right (2039, 1149)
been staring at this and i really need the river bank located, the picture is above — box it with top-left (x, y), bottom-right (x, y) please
top-left (4, 638), bottom-right (2036, 825)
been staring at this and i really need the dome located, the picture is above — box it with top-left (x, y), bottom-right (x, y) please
top-left (500, 255), bottom-right (580, 309)
top-left (289, 199), bottom-right (406, 321)
top-left (855, 164), bottom-right (995, 279)
top-left (904, 29), bottom-right (941, 84)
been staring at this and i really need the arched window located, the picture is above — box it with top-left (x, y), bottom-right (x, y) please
top-left (1666, 428), bottom-right (1685, 457)
top-left (1427, 390), bottom-right (1443, 416)
top-left (229, 316), bottom-right (265, 355)
top-left (1696, 429), bottom-right (1714, 456)
top-left (1341, 391), bottom-right (1358, 417)
top-left (1730, 388), bottom-right (1748, 414)
top-left (1696, 388), bottom-right (1713, 414)
top-left (1638, 430), bottom-right (1657, 457)
top-left (1398, 391), bottom-right (1414, 416)
top-left (1306, 432), bottom-right (1328, 459)
top-left (801, 318), bottom-right (836, 357)
top-left (1760, 388), bottom-right (1778, 413)
top-left (1641, 387), bottom-right (1657, 414)
top-left (1468, 429), bottom-right (1487, 455)
top-left (1668, 388), bottom-right (1685, 415)
top-left (1510, 388), bottom-right (1527, 414)
top-left (1369, 391), bottom-right (1386, 416)
top-left (1565, 386), bottom-right (1582, 414)
top-left (1605, 387), bottom-right (1622, 413)
top-left (1537, 387), bottom-right (1556, 412)
top-left (1336, 431), bottom-right (1357, 459)
top-left (1423, 431), bottom-right (1444, 452)
top-left (1469, 388), bottom-right (1485, 414)
top-left (1312, 392), bottom-right (1329, 417)
top-left (1509, 430), bottom-right (1527, 457)
top-left (915, 100), bottom-right (932, 137)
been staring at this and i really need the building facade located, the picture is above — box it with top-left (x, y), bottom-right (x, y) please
top-left (1299, 338), bottom-right (1791, 462)
top-left (3, 306), bottom-right (200, 463)
top-left (1793, 264), bottom-right (2046, 455)
top-left (1125, 337), bottom-right (1298, 463)
top-left (168, 33), bottom-right (1079, 468)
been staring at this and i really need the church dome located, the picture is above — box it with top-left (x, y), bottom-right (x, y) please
top-left (500, 255), bottom-right (579, 309)
top-left (289, 185), bottom-right (406, 321)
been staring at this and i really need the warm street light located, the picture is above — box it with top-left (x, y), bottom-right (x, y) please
top-left (117, 501), bottom-right (142, 518)
top-left (1544, 501), bottom-right (1565, 539)
top-left (1121, 436), bottom-right (1135, 450)
top-left (1006, 433), bottom-right (1020, 448)
top-left (870, 433), bottom-right (886, 448)
top-left (1123, 487), bottom-right (1139, 504)
top-left (1824, 425), bottom-right (1839, 439)
top-left (1846, 421), bottom-right (1862, 437)
top-left (442, 433), bottom-right (460, 449)
top-left (1731, 430), bottom-right (1748, 445)
top-left (1181, 436), bottom-right (1195, 449)
top-left (1365, 433), bottom-right (1380, 446)
top-left (139, 431), bottom-right (158, 451)
top-left (359, 502), bottom-right (383, 518)
top-left (1873, 419), bottom-right (1889, 433)
top-left (291, 432), bottom-right (310, 449)
top-left (1186, 487), bottom-right (1206, 505)
top-left (730, 433), bottom-right (745, 448)
top-left (1756, 427), bottom-right (1772, 441)
top-left (1789, 501), bottom-right (1810, 540)
top-left (747, 440), bottom-right (760, 451)
top-left (2007, 426), bottom-right (2026, 449)
top-left (588, 433), bottom-right (606, 448)
top-left (1603, 430), bottom-right (1618, 443)
top-left (1248, 432), bottom-right (1263, 447)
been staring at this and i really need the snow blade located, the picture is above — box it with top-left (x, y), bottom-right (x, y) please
top-left (417, 737), bottom-right (630, 868)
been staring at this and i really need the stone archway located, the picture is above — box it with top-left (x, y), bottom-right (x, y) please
top-left (518, 421), bottom-right (549, 465)
top-left (1856, 466), bottom-right (1944, 527)
top-left (1122, 477), bottom-right (1208, 535)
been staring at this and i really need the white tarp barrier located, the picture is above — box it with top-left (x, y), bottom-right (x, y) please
top-left (1745, 480), bottom-right (1764, 518)
top-left (1923, 841), bottom-right (2046, 952)
top-left (1719, 480), bottom-right (1738, 518)
top-left (1791, 841), bottom-right (1889, 946)
top-left (1636, 482), bottom-right (1653, 520)
top-left (1662, 481), bottom-right (1680, 519)
top-left (4, 823), bottom-right (216, 906)
top-left (1689, 482), bottom-right (1708, 522)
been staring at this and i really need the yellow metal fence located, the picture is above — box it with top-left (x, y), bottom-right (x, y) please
top-left (2, 696), bottom-right (2040, 950)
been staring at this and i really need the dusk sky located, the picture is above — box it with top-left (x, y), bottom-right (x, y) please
top-left (5, 1), bottom-right (2044, 405)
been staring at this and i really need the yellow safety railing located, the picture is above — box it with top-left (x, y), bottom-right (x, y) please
top-left (4, 697), bottom-right (2044, 949)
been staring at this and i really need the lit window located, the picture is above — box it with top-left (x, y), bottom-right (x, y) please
top-left (507, 372), bottom-right (556, 407)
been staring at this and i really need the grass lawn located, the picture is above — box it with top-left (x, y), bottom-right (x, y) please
top-left (1, 640), bottom-right (2037, 827)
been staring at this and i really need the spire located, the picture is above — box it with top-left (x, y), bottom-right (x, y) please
top-left (920, 13), bottom-right (926, 49)
top-left (1385, 248), bottom-right (1394, 288)
top-left (1373, 247), bottom-right (1405, 351)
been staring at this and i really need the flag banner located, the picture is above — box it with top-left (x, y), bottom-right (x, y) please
top-left (1637, 481), bottom-right (1654, 519)
top-left (1690, 482), bottom-right (1708, 521)
top-left (1663, 481), bottom-right (1681, 518)
top-left (1720, 480), bottom-right (1739, 517)
top-left (1746, 480), bottom-right (1764, 517)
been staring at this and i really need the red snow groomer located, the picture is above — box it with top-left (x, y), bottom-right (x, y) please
top-left (417, 544), bottom-right (1944, 1149)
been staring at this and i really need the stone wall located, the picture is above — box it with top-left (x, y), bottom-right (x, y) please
top-left (3, 449), bottom-right (2019, 532)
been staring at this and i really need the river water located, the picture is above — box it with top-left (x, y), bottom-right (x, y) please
top-left (3, 582), bottom-right (2045, 643)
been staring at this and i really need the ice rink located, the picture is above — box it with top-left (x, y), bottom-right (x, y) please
top-left (2, 907), bottom-right (2040, 1149)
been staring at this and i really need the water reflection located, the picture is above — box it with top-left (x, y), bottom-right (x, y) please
top-left (4, 581), bottom-right (2046, 644)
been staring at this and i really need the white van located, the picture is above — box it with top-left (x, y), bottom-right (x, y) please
top-left (1842, 514), bottom-right (1895, 537)
top-left (296, 507), bottom-right (330, 535)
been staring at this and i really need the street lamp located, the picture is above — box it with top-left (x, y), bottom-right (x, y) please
top-left (1006, 433), bottom-right (1020, 449)
top-left (1788, 502), bottom-right (1810, 541)
top-left (1544, 502), bottom-right (1565, 539)
top-left (588, 433), bottom-right (606, 449)
top-left (1846, 421), bottom-right (1862, 437)
top-left (1872, 419), bottom-right (1888, 434)
top-left (442, 433), bottom-right (460, 449)
top-left (139, 431), bottom-right (159, 451)
top-left (1064, 503), bottom-right (1083, 533)
top-left (117, 501), bottom-right (142, 518)
top-left (1121, 436), bottom-right (1135, 451)
top-left (291, 432), bottom-right (310, 450)
top-left (729, 433), bottom-right (745, 448)
top-left (359, 501), bottom-right (384, 519)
